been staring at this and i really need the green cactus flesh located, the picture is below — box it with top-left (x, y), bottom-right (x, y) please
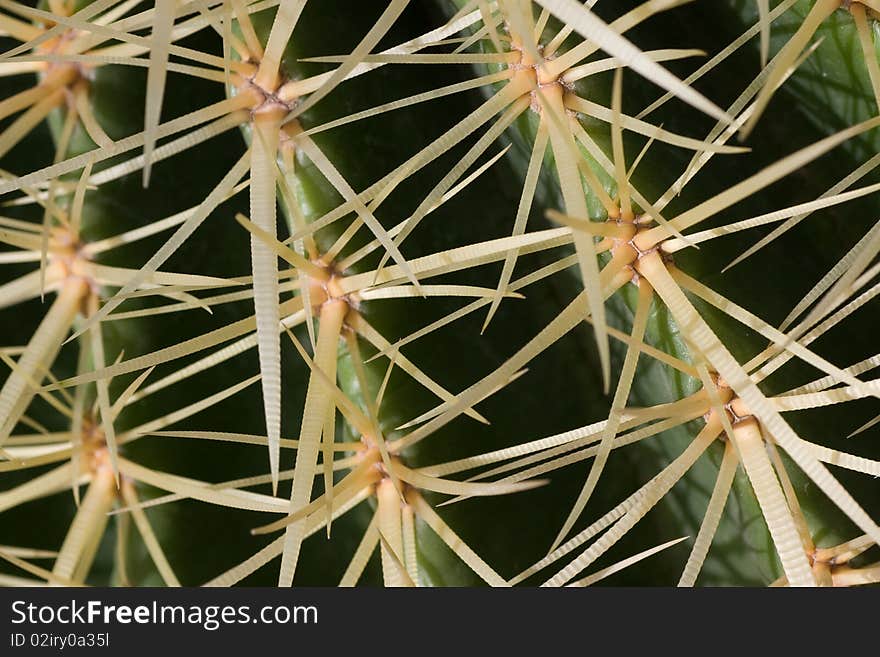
top-left (0, 0), bottom-right (879, 587)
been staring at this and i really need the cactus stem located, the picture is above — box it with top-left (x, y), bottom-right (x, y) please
top-left (5, 0), bottom-right (880, 588)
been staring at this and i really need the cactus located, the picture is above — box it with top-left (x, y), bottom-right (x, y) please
top-left (0, 0), bottom-right (878, 588)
